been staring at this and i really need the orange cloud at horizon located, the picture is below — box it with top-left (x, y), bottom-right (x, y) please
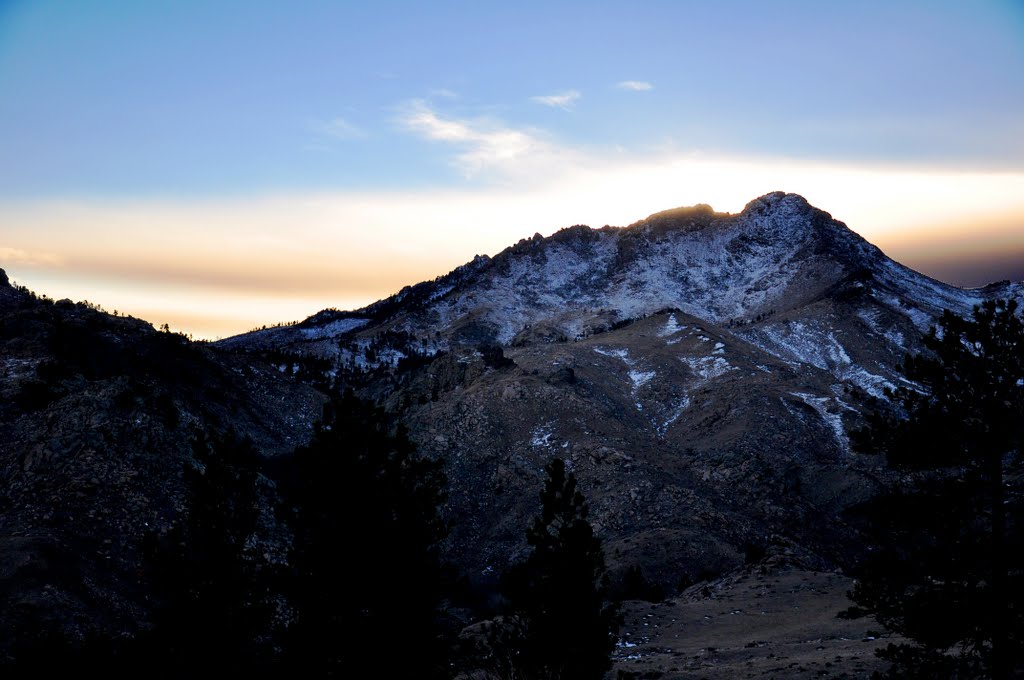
top-left (0, 265), bottom-right (386, 340)
top-left (3, 155), bottom-right (1024, 339)
top-left (868, 210), bottom-right (1024, 288)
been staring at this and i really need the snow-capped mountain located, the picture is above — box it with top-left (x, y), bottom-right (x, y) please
top-left (221, 191), bottom-right (1019, 391)
top-left (218, 192), bottom-right (1023, 586)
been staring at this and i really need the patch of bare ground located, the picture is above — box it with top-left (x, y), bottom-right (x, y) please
top-left (612, 563), bottom-right (893, 679)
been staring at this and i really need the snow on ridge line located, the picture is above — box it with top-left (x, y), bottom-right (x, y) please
top-left (876, 259), bottom-right (982, 318)
top-left (300, 317), bottom-right (371, 340)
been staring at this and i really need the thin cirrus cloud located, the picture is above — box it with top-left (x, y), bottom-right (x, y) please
top-left (400, 100), bottom-right (579, 178)
top-left (530, 90), bottom-right (581, 110)
top-left (0, 246), bottom-right (64, 267)
top-left (428, 88), bottom-right (459, 99)
top-left (616, 80), bottom-right (653, 91)
top-left (316, 116), bottom-right (367, 140)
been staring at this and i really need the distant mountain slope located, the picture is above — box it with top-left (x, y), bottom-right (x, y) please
top-left (0, 271), bottom-right (325, 647)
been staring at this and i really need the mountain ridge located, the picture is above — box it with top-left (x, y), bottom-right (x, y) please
top-left (211, 192), bottom-right (1022, 589)
top-left (218, 192), bottom-right (1019, 369)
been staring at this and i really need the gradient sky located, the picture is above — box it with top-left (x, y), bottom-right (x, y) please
top-left (2, 1), bottom-right (1023, 338)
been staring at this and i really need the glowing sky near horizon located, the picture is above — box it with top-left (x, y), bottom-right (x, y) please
top-left (1, 1), bottom-right (1023, 339)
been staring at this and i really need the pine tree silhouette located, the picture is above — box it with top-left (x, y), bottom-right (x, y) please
top-left (497, 458), bottom-right (620, 679)
top-left (281, 391), bottom-right (451, 678)
top-left (140, 431), bottom-right (273, 676)
top-left (849, 299), bottom-right (1024, 679)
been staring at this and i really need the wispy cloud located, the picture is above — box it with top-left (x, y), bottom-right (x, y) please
top-left (316, 116), bottom-right (367, 140)
top-left (530, 90), bottom-right (581, 110)
top-left (400, 100), bottom-right (576, 178)
top-left (428, 88), bottom-right (459, 99)
top-left (617, 80), bottom-right (653, 91)
top-left (0, 246), bottom-right (64, 267)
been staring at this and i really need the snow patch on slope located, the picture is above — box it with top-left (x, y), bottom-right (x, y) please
top-left (594, 345), bottom-right (657, 412)
top-left (740, 320), bottom-right (894, 398)
top-left (659, 314), bottom-right (684, 337)
top-left (531, 423), bottom-right (555, 448)
top-left (656, 396), bottom-right (692, 437)
top-left (792, 392), bottom-right (848, 451)
top-left (594, 346), bottom-right (631, 361)
top-left (681, 355), bottom-right (735, 381)
top-left (628, 369), bottom-right (656, 389)
top-left (883, 327), bottom-right (905, 349)
top-left (856, 309), bottom-right (880, 332)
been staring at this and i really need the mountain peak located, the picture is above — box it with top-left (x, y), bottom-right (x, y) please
top-left (740, 191), bottom-right (812, 215)
top-left (628, 203), bottom-right (722, 236)
top-left (641, 202), bottom-right (718, 222)
top-left (627, 192), bottom-right (819, 239)
top-left (220, 192), bottom-right (1014, 354)
top-left (359, 192), bottom-right (889, 343)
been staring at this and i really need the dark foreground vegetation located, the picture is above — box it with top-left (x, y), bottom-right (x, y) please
top-left (847, 300), bottom-right (1024, 679)
top-left (3, 391), bottom-right (620, 678)
top-left (1, 266), bottom-right (1021, 678)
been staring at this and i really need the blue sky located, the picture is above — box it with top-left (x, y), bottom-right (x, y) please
top-left (1, 1), bottom-right (1023, 337)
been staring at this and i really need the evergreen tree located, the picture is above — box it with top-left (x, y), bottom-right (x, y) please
top-left (497, 458), bottom-right (620, 680)
top-left (140, 430), bottom-right (274, 676)
top-left (281, 391), bottom-right (451, 678)
top-left (849, 299), bottom-right (1024, 678)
